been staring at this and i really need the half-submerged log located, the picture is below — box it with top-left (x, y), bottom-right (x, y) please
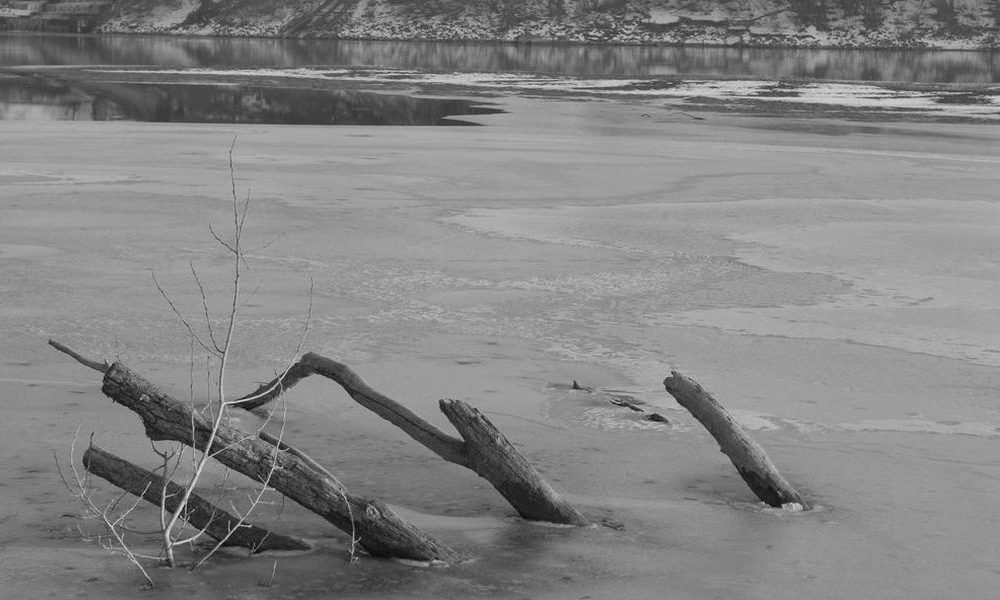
top-left (83, 444), bottom-right (310, 553)
top-left (439, 399), bottom-right (587, 524)
top-left (101, 363), bottom-right (464, 561)
top-left (663, 371), bottom-right (811, 509)
top-left (237, 353), bottom-right (589, 525)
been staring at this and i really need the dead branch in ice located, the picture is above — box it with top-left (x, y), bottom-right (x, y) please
top-left (235, 352), bottom-right (590, 525)
top-left (100, 359), bottom-right (465, 561)
top-left (83, 444), bottom-right (310, 553)
top-left (663, 371), bottom-right (810, 509)
top-left (54, 431), bottom-right (155, 588)
top-left (50, 340), bottom-right (463, 561)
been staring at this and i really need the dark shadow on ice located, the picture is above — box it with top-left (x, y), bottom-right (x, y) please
top-left (0, 73), bottom-right (503, 125)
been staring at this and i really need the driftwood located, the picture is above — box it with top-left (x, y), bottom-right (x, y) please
top-left (51, 337), bottom-right (589, 564)
top-left (82, 444), bottom-right (310, 553)
top-left (663, 371), bottom-right (810, 509)
top-left (438, 399), bottom-right (585, 524)
top-left (99, 362), bottom-right (463, 561)
top-left (237, 353), bottom-right (589, 525)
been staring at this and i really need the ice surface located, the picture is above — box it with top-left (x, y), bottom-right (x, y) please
top-left (0, 93), bottom-right (997, 599)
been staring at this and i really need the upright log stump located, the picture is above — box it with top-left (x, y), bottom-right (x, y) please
top-left (664, 371), bottom-right (810, 509)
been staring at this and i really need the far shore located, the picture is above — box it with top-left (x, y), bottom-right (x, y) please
top-left (4, 19), bottom-right (996, 51)
top-left (86, 28), bottom-right (1000, 51)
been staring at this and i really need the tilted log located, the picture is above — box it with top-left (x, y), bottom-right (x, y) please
top-left (238, 352), bottom-right (589, 525)
top-left (101, 362), bottom-right (464, 561)
top-left (438, 399), bottom-right (588, 524)
top-left (663, 371), bottom-right (811, 509)
top-left (82, 444), bottom-right (310, 553)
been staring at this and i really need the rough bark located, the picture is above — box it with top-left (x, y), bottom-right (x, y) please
top-left (100, 362), bottom-right (464, 561)
top-left (82, 444), bottom-right (310, 553)
top-left (439, 399), bottom-right (589, 525)
top-left (663, 371), bottom-right (811, 509)
top-left (237, 353), bottom-right (589, 525)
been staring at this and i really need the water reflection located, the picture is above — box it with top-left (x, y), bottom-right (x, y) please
top-left (0, 73), bottom-right (501, 124)
top-left (0, 33), bottom-right (997, 83)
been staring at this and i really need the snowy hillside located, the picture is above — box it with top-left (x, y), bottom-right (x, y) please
top-left (94, 0), bottom-right (1000, 48)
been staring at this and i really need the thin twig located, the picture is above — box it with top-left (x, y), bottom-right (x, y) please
top-left (54, 427), bottom-right (155, 587)
top-left (47, 340), bottom-right (109, 373)
top-left (258, 431), bottom-right (345, 491)
top-left (189, 262), bottom-right (221, 353)
top-left (192, 401), bottom-right (288, 570)
top-left (151, 271), bottom-right (221, 359)
top-left (208, 222), bottom-right (237, 255)
top-left (233, 277), bottom-right (313, 410)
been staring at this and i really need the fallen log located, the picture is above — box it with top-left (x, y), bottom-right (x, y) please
top-left (663, 371), bottom-right (810, 509)
top-left (237, 353), bottom-right (589, 525)
top-left (82, 444), bottom-right (310, 553)
top-left (100, 362), bottom-right (464, 561)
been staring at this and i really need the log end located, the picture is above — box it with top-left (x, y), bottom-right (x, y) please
top-left (738, 466), bottom-right (811, 510)
top-left (663, 370), bottom-right (702, 398)
top-left (352, 500), bottom-right (467, 563)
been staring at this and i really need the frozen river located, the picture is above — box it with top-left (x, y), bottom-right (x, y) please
top-left (0, 32), bottom-right (998, 600)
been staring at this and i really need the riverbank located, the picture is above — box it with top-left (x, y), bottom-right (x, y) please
top-left (90, 23), bottom-right (1000, 51)
top-left (36, 0), bottom-right (1000, 51)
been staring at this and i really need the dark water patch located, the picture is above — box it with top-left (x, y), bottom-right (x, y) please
top-left (935, 92), bottom-right (993, 104)
top-left (0, 72), bottom-right (502, 125)
top-left (601, 79), bottom-right (683, 92)
top-left (2, 33), bottom-right (999, 83)
top-left (752, 82), bottom-right (802, 98)
top-left (734, 120), bottom-right (940, 136)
